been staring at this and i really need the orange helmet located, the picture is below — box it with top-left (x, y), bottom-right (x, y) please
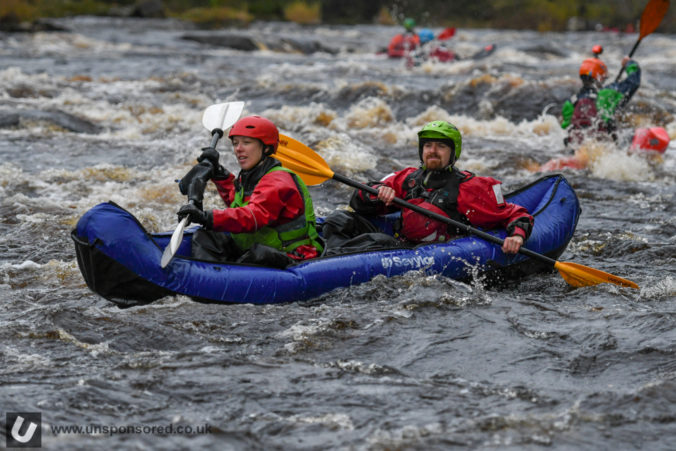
top-left (579, 57), bottom-right (607, 81)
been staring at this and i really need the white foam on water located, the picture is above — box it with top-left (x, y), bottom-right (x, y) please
top-left (368, 422), bottom-right (445, 448)
top-left (0, 260), bottom-right (42, 271)
top-left (56, 328), bottom-right (113, 357)
top-left (279, 320), bottom-right (327, 341)
top-left (24, 163), bottom-right (189, 232)
top-left (316, 133), bottom-right (379, 174)
top-left (30, 31), bottom-right (134, 55)
top-left (639, 276), bottom-right (676, 301)
top-left (288, 412), bottom-right (355, 430)
top-left (263, 103), bottom-right (338, 133)
top-left (264, 102), bottom-right (381, 175)
top-left (53, 84), bottom-right (208, 140)
top-left (589, 147), bottom-right (654, 181)
top-left (0, 66), bottom-right (51, 89)
top-left (325, 359), bottom-right (389, 375)
top-left (2, 344), bottom-right (53, 371)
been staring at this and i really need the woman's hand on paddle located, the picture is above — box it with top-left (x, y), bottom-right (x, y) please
top-left (502, 235), bottom-right (524, 254)
top-left (197, 147), bottom-right (230, 180)
top-left (178, 161), bottom-right (214, 196)
top-left (376, 185), bottom-right (396, 206)
top-left (177, 203), bottom-right (213, 229)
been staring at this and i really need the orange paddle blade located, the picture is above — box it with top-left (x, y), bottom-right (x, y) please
top-left (554, 261), bottom-right (639, 289)
top-left (276, 134), bottom-right (334, 186)
top-left (640, 0), bottom-right (670, 38)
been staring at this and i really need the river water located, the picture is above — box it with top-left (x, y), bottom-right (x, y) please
top-left (1, 17), bottom-right (675, 450)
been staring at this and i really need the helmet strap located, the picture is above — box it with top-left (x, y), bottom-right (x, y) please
top-left (263, 145), bottom-right (275, 157)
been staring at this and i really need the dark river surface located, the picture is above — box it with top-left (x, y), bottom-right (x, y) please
top-left (1, 17), bottom-right (675, 450)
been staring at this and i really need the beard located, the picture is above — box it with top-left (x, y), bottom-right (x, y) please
top-left (424, 156), bottom-right (447, 170)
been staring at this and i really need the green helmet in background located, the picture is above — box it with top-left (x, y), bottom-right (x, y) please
top-left (403, 17), bottom-right (416, 32)
top-left (417, 121), bottom-right (462, 164)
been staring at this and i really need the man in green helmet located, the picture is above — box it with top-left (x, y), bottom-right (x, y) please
top-left (403, 17), bottom-right (416, 33)
top-left (349, 121), bottom-right (533, 254)
top-left (387, 17), bottom-right (421, 59)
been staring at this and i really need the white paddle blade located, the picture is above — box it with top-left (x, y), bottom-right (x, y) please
top-left (160, 216), bottom-right (189, 268)
top-left (201, 101), bottom-right (244, 134)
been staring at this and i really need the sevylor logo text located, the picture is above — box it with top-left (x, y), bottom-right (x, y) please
top-left (381, 255), bottom-right (434, 269)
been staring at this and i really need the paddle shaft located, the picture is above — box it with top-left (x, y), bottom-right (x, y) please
top-left (160, 130), bottom-right (224, 268)
top-left (160, 210), bottom-right (189, 268)
top-left (614, 0), bottom-right (669, 82)
top-left (335, 173), bottom-right (557, 266)
top-left (613, 39), bottom-right (642, 83)
top-left (208, 129), bottom-right (223, 148)
top-left (187, 130), bottom-right (222, 205)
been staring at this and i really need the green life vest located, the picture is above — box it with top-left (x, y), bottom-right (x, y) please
top-left (229, 163), bottom-right (323, 255)
top-left (596, 88), bottom-right (625, 123)
top-left (561, 87), bottom-right (626, 130)
top-left (561, 99), bottom-right (574, 129)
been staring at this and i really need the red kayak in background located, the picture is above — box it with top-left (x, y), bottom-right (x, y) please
top-left (538, 126), bottom-right (670, 172)
top-left (427, 45), bottom-right (457, 62)
top-left (630, 126), bottom-right (670, 154)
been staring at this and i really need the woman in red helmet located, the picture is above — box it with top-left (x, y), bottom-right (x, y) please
top-left (561, 46), bottom-right (641, 148)
top-left (177, 115), bottom-right (323, 266)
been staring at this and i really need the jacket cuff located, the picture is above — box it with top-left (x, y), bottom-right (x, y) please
top-left (212, 173), bottom-right (234, 186)
top-left (510, 226), bottom-right (526, 239)
top-left (365, 183), bottom-right (384, 201)
top-left (212, 165), bottom-right (231, 181)
top-left (625, 61), bottom-right (639, 75)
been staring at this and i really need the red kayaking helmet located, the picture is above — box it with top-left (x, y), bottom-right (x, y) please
top-left (579, 57), bottom-right (607, 82)
top-left (229, 115), bottom-right (279, 154)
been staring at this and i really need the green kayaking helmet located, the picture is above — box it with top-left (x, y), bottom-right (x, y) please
top-left (417, 121), bottom-right (462, 165)
top-left (403, 17), bottom-right (416, 31)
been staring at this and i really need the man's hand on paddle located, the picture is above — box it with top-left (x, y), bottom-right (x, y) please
top-left (376, 185), bottom-right (396, 206)
top-left (502, 235), bottom-right (524, 254)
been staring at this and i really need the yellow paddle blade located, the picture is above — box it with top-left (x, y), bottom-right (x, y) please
top-left (640, 0), bottom-right (670, 38)
top-left (277, 134), bottom-right (335, 186)
top-left (554, 261), bottom-right (639, 289)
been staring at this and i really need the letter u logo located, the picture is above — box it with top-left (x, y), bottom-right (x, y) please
top-left (11, 416), bottom-right (37, 443)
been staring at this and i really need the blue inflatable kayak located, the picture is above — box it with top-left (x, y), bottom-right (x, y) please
top-left (72, 174), bottom-right (580, 307)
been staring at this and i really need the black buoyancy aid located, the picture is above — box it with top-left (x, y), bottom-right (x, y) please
top-left (233, 156), bottom-right (279, 196)
top-left (401, 168), bottom-right (473, 234)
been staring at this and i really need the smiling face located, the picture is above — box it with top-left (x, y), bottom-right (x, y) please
top-left (422, 140), bottom-right (453, 170)
top-left (231, 136), bottom-right (264, 171)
